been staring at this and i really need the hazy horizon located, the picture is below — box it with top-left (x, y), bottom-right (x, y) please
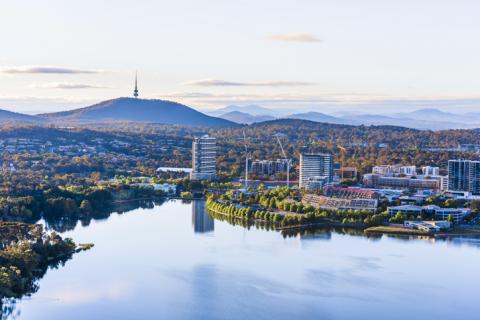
top-left (2, 96), bottom-right (480, 117)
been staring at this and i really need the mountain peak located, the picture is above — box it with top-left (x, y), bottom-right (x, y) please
top-left (410, 108), bottom-right (450, 115)
top-left (213, 104), bottom-right (275, 116)
top-left (39, 97), bottom-right (237, 127)
top-left (0, 108), bottom-right (43, 123)
top-left (219, 110), bottom-right (275, 124)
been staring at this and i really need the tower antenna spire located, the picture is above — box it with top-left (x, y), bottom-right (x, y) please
top-left (133, 71), bottom-right (139, 98)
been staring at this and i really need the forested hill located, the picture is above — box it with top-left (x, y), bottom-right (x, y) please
top-left (1, 119), bottom-right (479, 177)
top-left (206, 119), bottom-right (480, 175)
top-left (214, 118), bottom-right (480, 149)
top-left (39, 97), bottom-right (238, 128)
top-left (2, 119), bottom-right (479, 150)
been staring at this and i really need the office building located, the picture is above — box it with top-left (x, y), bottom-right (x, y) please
top-left (299, 153), bottom-right (333, 189)
top-left (448, 159), bottom-right (480, 194)
top-left (190, 135), bottom-right (216, 180)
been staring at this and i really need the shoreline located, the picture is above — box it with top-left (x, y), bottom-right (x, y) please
top-left (206, 199), bottom-right (480, 239)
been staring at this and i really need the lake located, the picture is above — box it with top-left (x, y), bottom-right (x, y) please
top-left (8, 200), bottom-right (480, 319)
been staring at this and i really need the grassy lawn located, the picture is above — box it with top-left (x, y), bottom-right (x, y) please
top-left (364, 226), bottom-right (431, 236)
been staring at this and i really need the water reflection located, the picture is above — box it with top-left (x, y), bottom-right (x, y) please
top-left (7, 200), bottom-right (480, 320)
top-left (0, 252), bottom-right (74, 320)
top-left (192, 200), bottom-right (214, 233)
top-left (42, 198), bottom-right (167, 233)
top-left (205, 210), bottom-right (480, 249)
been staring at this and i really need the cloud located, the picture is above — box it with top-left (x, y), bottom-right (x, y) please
top-left (0, 95), bottom-right (96, 114)
top-left (1, 66), bottom-right (99, 74)
top-left (31, 82), bottom-right (108, 89)
top-left (267, 33), bottom-right (321, 43)
top-left (183, 79), bottom-right (313, 87)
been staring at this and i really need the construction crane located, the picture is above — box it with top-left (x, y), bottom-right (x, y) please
top-left (337, 145), bottom-right (346, 181)
top-left (243, 130), bottom-right (249, 188)
top-left (274, 133), bottom-right (291, 188)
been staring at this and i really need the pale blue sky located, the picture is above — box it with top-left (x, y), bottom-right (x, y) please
top-left (0, 0), bottom-right (479, 114)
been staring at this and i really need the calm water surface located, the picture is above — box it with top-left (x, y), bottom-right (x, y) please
top-left (11, 200), bottom-right (480, 319)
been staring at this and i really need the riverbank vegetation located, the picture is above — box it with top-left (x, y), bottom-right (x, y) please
top-left (0, 181), bottom-right (168, 224)
top-left (207, 187), bottom-right (388, 228)
top-left (0, 221), bottom-right (84, 303)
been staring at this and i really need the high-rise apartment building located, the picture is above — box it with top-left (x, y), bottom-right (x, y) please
top-left (299, 153), bottom-right (333, 189)
top-left (448, 159), bottom-right (480, 194)
top-left (190, 135), bottom-right (217, 181)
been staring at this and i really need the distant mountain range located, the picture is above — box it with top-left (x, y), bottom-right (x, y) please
top-left (209, 104), bottom-right (279, 116)
top-left (219, 111), bottom-right (275, 124)
top-left (213, 105), bottom-right (480, 130)
top-left (39, 98), bottom-right (237, 127)
top-left (288, 112), bottom-right (346, 124)
top-left (1, 99), bottom-right (480, 130)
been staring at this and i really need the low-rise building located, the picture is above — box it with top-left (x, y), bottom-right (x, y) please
top-left (372, 165), bottom-right (417, 177)
top-left (302, 176), bottom-right (329, 190)
top-left (363, 174), bottom-right (440, 190)
top-left (399, 195), bottom-right (426, 205)
top-left (422, 166), bottom-right (440, 176)
top-left (250, 159), bottom-right (289, 177)
top-left (388, 205), bottom-right (423, 216)
top-left (334, 167), bottom-right (358, 180)
top-left (388, 205), bottom-right (470, 223)
top-left (303, 194), bottom-right (378, 211)
top-left (423, 205), bottom-right (471, 224)
top-left (404, 220), bottom-right (450, 232)
top-left (323, 187), bottom-right (378, 199)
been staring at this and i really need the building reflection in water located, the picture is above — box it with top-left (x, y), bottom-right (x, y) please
top-left (192, 200), bottom-right (214, 233)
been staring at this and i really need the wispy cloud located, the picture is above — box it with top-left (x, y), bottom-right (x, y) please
top-left (0, 95), bottom-right (96, 114)
top-left (31, 82), bottom-right (109, 89)
top-left (1, 66), bottom-right (99, 74)
top-left (267, 32), bottom-right (321, 43)
top-left (183, 79), bottom-right (313, 87)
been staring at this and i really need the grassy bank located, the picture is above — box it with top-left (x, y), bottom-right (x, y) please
top-left (364, 226), bottom-right (432, 236)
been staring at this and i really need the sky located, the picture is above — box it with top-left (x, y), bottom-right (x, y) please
top-left (0, 0), bottom-right (479, 114)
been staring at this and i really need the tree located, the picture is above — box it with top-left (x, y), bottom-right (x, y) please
top-left (389, 212), bottom-right (406, 224)
top-left (444, 199), bottom-right (457, 208)
top-left (79, 200), bottom-right (93, 215)
top-left (268, 197), bottom-right (277, 209)
top-left (180, 191), bottom-right (192, 199)
top-left (470, 200), bottom-right (480, 212)
top-left (447, 214), bottom-right (454, 224)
